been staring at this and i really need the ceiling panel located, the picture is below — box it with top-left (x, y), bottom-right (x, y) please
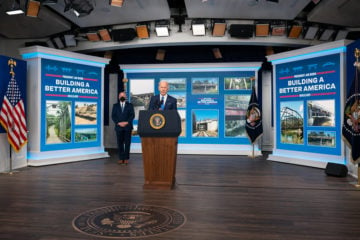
top-left (307, 0), bottom-right (360, 27)
top-left (185, 0), bottom-right (311, 20)
top-left (48, 0), bottom-right (171, 28)
top-left (0, 1), bottom-right (71, 39)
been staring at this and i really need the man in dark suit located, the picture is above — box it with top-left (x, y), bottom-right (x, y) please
top-left (112, 91), bottom-right (135, 165)
top-left (148, 80), bottom-right (177, 110)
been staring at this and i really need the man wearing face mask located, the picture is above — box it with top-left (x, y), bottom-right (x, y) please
top-left (111, 91), bottom-right (135, 165)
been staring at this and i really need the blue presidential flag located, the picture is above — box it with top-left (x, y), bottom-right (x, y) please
top-left (245, 86), bottom-right (263, 144)
top-left (342, 57), bottom-right (360, 162)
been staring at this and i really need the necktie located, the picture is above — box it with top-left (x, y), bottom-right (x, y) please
top-left (161, 96), bottom-right (165, 110)
top-left (121, 103), bottom-right (124, 112)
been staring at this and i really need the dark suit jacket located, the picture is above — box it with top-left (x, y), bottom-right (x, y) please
top-left (148, 94), bottom-right (177, 110)
top-left (111, 101), bottom-right (135, 131)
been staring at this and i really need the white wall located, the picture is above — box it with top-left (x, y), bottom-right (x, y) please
top-left (104, 73), bottom-right (119, 149)
top-left (261, 69), bottom-right (274, 151)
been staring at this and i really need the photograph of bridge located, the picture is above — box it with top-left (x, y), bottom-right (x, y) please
top-left (192, 109), bottom-right (218, 137)
top-left (224, 95), bottom-right (250, 137)
top-left (280, 101), bottom-right (304, 145)
top-left (307, 100), bottom-right (335, 127)
top-left (75, 128), bottom-right (97, 143)
top-left (164, 78), bottom-right (186, 91)
top-left (191, 77), bottom-right (219, 94)
top-left (46, 100), bottom-right (72, 144)
top-left (307, 130), bottom-right (336, 147)
top-left (224, 76), bottom-right (255, 90)
top-left (75, 102), bottom-right (97, 125)
top-left (130, 79), bottom-right (155, 120)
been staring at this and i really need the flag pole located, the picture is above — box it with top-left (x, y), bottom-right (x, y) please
top-left (1, 145), bottom-right (18, 175)
top-left (252, 143), bottom-right (255, 159)
top-left (356, 164), bottom-right (360, 188)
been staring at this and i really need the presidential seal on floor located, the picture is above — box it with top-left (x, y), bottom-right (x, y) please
top-left (72, 203), bottom-right (186, 238)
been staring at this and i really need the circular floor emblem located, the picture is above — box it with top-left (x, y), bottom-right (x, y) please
top-left (72, 204), bottom-right (186, 238)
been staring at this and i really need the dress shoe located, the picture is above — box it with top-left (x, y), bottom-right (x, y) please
top-left (124, 160), bottom-right (129, 165)
top-left (118, 160), bottom-right (124, 164)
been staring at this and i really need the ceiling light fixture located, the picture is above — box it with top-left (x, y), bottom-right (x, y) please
top-left (98, 29), bottom-right (112, 41)
top-left (255, 22), bottom-right (270, 37)
top-left (136, 24), bottom-right (150, 39)
top-left (319, 29), bottom-right (335, 41)
top-left (303, 25), bottom-right (319, 40)
top-left (6, 0), bottom-right (24, 15)
top-left (86, 32), bottom-right (101, 41)
top-left (212, 20), bottom-right (226, 37)
top-left (110, 0), bottom-right (124, 7)
top-left (229, 24), bottom-right (254, 38)
top-left (271, 21), bottom-right (286, 36)
top-left (64, 34), bottom-right (77, 47)
top-left (26, 0), bottom-right (40, 17)
top-left (155, 20), bottom-right (170, 37)
top-left (192, 20), bottom-right (206, 36)
top-left (335, 29), bottom-right (349, 41)
top-left (288, 24), bottom-right (303, 39)
top-left (53, 37), bottom-right (64, 49)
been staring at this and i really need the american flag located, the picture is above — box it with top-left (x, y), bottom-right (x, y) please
top-left (0, 61), bottom-right (27, 152)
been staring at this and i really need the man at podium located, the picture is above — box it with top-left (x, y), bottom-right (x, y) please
top-left (148, 80), bottom-right (177, 110)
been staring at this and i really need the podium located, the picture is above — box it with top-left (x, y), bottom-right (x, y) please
top-left (138, 110), bottom-right (181, 189)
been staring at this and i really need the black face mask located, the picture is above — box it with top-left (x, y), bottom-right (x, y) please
top-left (120, 97), bottom-right (126, 102)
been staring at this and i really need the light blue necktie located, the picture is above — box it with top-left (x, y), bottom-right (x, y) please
top-left (161, 96), bottom-right (165, 110)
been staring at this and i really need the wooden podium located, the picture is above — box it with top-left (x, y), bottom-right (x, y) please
top-left (138, 110), bottom-right (181, 189)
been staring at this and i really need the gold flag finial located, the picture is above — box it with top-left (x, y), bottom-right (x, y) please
top-left (355, 48), bottom-right (360, 60)
top-left (8, 59), bottom-right (17, 78)
top-left (354, 48), bottom-right (360, 69)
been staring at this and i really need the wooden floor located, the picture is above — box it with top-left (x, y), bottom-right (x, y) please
top-left (1, 149), bottom-right (360, 240)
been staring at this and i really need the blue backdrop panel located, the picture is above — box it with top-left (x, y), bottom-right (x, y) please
top-left (275, 53), bottom-right (341, 155)
top-left (126, 70), bottom-right (257, 145)
top-left (41, 58), bottom-right (102, 151)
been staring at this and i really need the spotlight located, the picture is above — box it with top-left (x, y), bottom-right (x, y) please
top-left (212, 48), bottom-right (222, 59)
top-left (271, 21), bottom-right (286, 36)
top-left (26, 0), bottom-right (40, 17)
top-left (303, 25), bottom-right (319, 40)
top-left (53, 37), bottom-right (64, 49)
top-left (110, 0), bottom-right (124, 7)
top-left (136, 24), bottom-right (150, 39)
top-left (86, 32), bottom-right (101, 41)
top-left (255, 22), bottom-right (270, 37)
top-left (98, 29), bottom-right (112, 41)
top-left (155, 49), bottom-right (166, 61)
top-left (212, 20), bottom-right (226, 37)
top-left (155, 20), bottom-right (170, 37)
top-left (229, 24), bottom-right (254, 38)
top-left (46, 39), bottom-right (56, 48)
top-left (6, 0), bottom-right (24, 15)
top-left (64, 0), bottom-right (94, 17)
top-left (288, 24), bottom-right (303, 38)
top-left (335, 29), bottom-right (349, 41)
top-left (64, 34), bottom-right (77, 47)
top-left (192, 20), bottom-right (206, 36)
top-left (319, 29), bottom-right (335, 41)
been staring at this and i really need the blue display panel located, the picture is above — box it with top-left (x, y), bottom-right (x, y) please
top-left (126, 70), bottom-right (257, 145)
top-left (275, 53), bottom-right (341, 155)
top-left (41, 58), bottom-right (102, 151)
